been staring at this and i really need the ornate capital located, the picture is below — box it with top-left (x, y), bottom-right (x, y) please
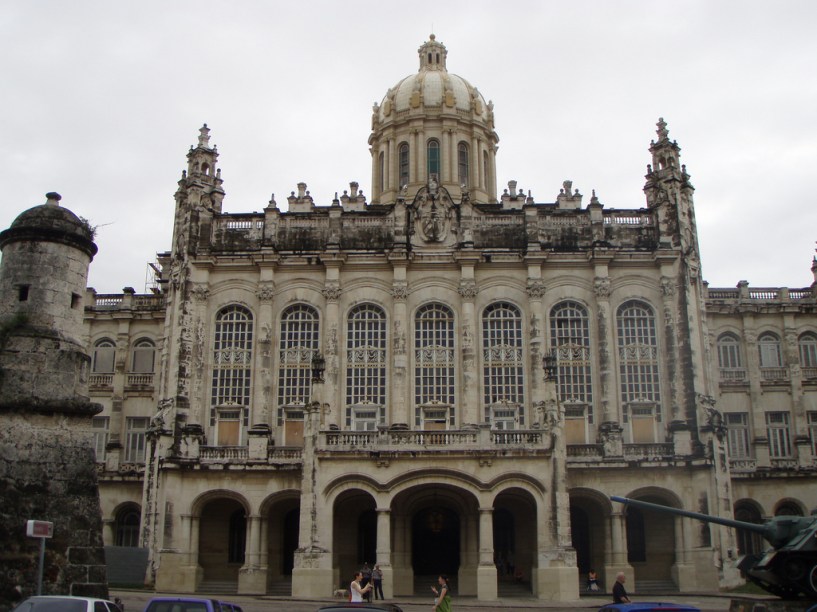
top-left (660, 276), bottom-right (676, 297)
top-left (322, 283), bottom-right (340, 302)
top-left (458, 280), bottom-right (478, 299)
top-left (526, 280), bottom-right (547, 299)
top-left (593, 277), bottom-right (610, 299)
top-left (391, 282), bottom-right (408, 301)
top-left (190, 284), bottom-right (209, 301)
top-left (256, 282), bottom-right (275, 302)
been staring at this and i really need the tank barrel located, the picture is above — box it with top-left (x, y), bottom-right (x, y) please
top-left (611, 496), bottom-right (772, 539)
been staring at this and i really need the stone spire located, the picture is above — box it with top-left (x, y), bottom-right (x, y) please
top-left (418, 33), bottom-right (448, 71)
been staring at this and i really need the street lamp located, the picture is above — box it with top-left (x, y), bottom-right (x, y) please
top-left (542, 349), bottom-right (558, 382)
top-left (311, 352), bottom-right (325, 383)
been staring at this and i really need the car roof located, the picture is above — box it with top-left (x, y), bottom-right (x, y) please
top-left (599, 604), bottom-right (701, 612)
top-left (317, 605), bottom-right (402, 612)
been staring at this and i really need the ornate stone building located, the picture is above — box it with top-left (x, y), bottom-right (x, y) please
top-left (74, 36), bottom-right (817, 600)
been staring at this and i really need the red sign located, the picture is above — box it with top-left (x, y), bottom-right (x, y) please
top-left (26, 520), bottom-right (54, 538)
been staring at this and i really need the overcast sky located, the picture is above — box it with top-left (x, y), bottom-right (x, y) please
top-left (2, 0), bottom-right (816, 293)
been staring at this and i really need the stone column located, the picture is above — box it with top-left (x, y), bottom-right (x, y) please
top-left (442, 129), bottom-right (451, 183)
top-left (459, 275), bottom-right (479, 425)
top-left (323, 262), bottom-right (342, 428)
top-left (477, 507), bottom-right (498, 600)
top-left (239, 514), bottom-right (267, 593)
top-left (605, 511), bottom-right (632, 588)
top-left (526, 273), bottom-right (547, 427)
top-left (471, 135), bottom-right (480, 190)
top-left (255, 280), bottom-right (275, 427)
top-left (391, 267), bottom-right (409, 426)
top-left (376, 508), bottom-right (393, 598)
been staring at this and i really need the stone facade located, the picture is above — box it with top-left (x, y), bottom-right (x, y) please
top-left (69, 36), bottom-right (817, 600)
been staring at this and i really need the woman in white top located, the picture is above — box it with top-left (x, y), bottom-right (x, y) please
top-left (350, 571), bottom-right (372, 603)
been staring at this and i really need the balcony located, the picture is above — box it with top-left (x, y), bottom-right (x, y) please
top-left (89, 374), bottom-right (114, 387)
top-left (760, 367), bottom-right (789, 383)
top-left (126, 373), bottom-right (154, 387)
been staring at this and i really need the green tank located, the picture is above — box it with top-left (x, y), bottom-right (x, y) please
top-left (611, 495), bottom-right (817, 600)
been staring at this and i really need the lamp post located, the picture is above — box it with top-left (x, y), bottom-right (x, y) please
top-left (311, 352), bottom-right (325, 383)
top-left (542, 349), bottom-right (558, 382)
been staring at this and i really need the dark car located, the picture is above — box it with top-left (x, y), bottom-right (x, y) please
top-left (12, 597), bottom-right (122, 612)
top-left (318, 605), bottom-right (402, 612)
top-left (599, 604), bottom-right (701, 612)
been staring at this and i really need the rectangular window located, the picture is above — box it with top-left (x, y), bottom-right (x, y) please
top-left (125, 417), bottom-right (150, 463)
top-left (726, 412), bottom-right (750, 458)
top-left (766, 412), bottom-right (792, 458)
top-left (92, 416), bottom-right (109, 461)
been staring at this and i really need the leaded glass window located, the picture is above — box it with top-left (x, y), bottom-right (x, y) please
top-left (617, 300), bottom-right (661, 405)
top-left (427, 139), bottom-right (440, 179)
top-left (346, 304), bottom-right (387, 427)
top-left (482, 302), bottom-right (524, 425)
top-left (551, 301), bottom-right (593, 419)
top-left (277, 304), bottom-right (319, 425)
top-left (415, 303), bottom-right (455, 426)
top-left (211, 305), bottom-right (253, 426)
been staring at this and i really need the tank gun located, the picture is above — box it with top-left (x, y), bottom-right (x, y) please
top-left (611, 495), bottom-right (817, 600)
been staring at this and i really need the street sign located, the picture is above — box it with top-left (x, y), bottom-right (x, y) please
top-left (26, 520), bottom-right (54, 538)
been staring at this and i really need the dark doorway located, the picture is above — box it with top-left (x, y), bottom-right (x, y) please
top-left (282, 508), bottom-right (299, 574)
top-left (571, 505), bottom-right (590, 573)
top-left (412, 506), bottom-right (460, 576)
top-left (358, 509), bottom-right (377, 565)
top-left (493, 508), bottom-right (515, 576)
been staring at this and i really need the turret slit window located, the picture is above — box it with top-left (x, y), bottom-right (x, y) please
top-left (346, 304), bottom-right (387, 429)
top-left (717, 333), bottom-right (745, 381)
top-left (551, 301), bottom-right (593, 442)
top-left (616, 300), bottom-right (660, 443)
top-left (458, 142), bottom-right (469, 187)
top-left (799, 333), bottom-right (817, 379)
top-left (415, 303), bottom-right (455, 427)
top-left (427, 139), bottom-right (440, 180)
top-left (766, 411), bottom-right (792, 458)
top-left (482, 302), bottom-right (524, 427)
top-left (399, 143), bottom-right (410, 188)
top-left (726, 412), bottom-right (750, 458)
top-left (211, 305), bottom-right (253, 432)
top-left (277, 304), bottom-right (320, 426)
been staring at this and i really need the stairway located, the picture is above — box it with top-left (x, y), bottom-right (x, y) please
top-left (634, 579), bottom-right (678, 594)
top-left (197, 580), bottom-right (238, 595)
top-left (267, 579), bottom-right (292, 596)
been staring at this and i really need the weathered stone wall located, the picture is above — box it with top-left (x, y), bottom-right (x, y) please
top-left (0, 408), bottom-right (108, 610)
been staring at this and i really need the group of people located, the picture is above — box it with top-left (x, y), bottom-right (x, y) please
top-left (349, 562), bottom-right (384, 602)
top-left (349, 569), bottom-right (452, 612)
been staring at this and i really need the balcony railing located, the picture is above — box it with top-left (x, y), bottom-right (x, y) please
top-left (623, 443), bottom-right (674, 459)
top-left (760, 367), bottom-right (789, 382)
top-left (89, 374), bottom-right (114, 386)
top-left (720, 368), bottom-right (747, 382)
top-left (126, 373), bottom-right (154, 387)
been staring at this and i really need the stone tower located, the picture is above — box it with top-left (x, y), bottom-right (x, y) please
top-left (0, 192), bottom-right (108, 608)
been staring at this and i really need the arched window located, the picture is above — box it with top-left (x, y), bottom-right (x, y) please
top-left (483, 150), bottom-right (489, 190)
top-left (482, 302), bottom-right (524, 427)
top-left (346, 304), bottom-right (387, 429)
top-left (734, 503), bottom-right (763, 555)
top-left (427, 139), bottom-right (440, 179)
top-left (399, 143), bottom-right (410, 188)
top-left (758, 332), bottom-right (782, 368)
top-left (92, 339), bottom-right (116, 373)
top-left (717, 333), bottom-right (744, 381)
top-left (414, 303), bottom-right (455, 427)
top-left (130, 339), bottom-right (155, 373)
top-left (457, 142), bottom-right (469, 187)
top-left (617, 301), bottom-right (661, 443)
top-left (211, 305), bottom-right (253, 427)
top-left (378, 151), bottom-right (385, 193)
top-left (799, 332), bottom-right (817, 375)
top-left (775, 502), bottom-right (803, 516)
top-left (115, 506), bottom-right (141, 547)
top-left (277, 304), bottom-right (320, 425)
top-left (550, 301), bottom-right (593, 407)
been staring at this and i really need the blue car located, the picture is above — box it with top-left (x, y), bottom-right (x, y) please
top-left (599, 604), bottom-right (701, 612)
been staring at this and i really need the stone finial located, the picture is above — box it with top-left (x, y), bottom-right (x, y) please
top-left (198, 123), bottom-right (211, 147)
top-left (297, 182), bottom-right (307, 198)
top-left (656, 117), bottom-right (669, 140)
top-left (45, 192), bottom-right (62, 206)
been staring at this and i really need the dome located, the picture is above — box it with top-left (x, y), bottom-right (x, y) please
top-left (0, 192), bottom-right (97, 258)
top-left (376, 35), bottom-right (492, 126)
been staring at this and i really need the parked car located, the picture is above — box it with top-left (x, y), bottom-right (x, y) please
top-left (143, 598), bottom-right (238, 612)
top-left (599, 604), bottom-right (701, 612)
top-left (12, 596), bottom-right (122, 612)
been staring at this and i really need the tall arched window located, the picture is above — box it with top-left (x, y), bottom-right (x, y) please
top-left (115, 506), bottom-right (141, 547)
top-left (483, 150), bottom-right (489, 190)
top-left (457, 142), bottom-right (469, 187)
top-left (415, 303), bottom-right (455, 427)
top-left (399, 143), bottom-right (410, 188)
top-left (346, 304), bottom-right (387, 429)
top-left (758, 332), bottom-right (784, 382)
top-left (130, 338), bottom-right (155, 373)
top-left (378, 151), bottom-right (385, 193)
top-left (734, 503), bottom-right (763, 555)
top-left (427, 139), bottom-right (440, 179)
top-left (92, 339), bottom-right (116, 373)
top-left (482, 302), bottom-right (524, 427)
top-left (617, 301), bottom-right (661, 443)
top-left (550, 301), bottom-right (593, 411)
top-left (211, 305), bottom-right (253, 427)
top-left (277, 304), bottom-right (320, 425)
top-left (717, 332), bottom-right (745, 381)
top-left (799, 332), bottom-right (817, 377)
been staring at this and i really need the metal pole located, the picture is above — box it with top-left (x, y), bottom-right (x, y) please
top-left (37, 537), bottom-right (45, 595)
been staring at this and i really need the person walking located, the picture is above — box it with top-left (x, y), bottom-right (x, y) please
top-left (431, 574), bottom-right (451, 612)
top-left (612, 572), bottom-right (631, 603)
top-left (372, 564), bottom-right (384, 600)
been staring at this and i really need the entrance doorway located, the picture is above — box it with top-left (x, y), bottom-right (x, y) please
top-left (412, 506), bottom-right (460, 577)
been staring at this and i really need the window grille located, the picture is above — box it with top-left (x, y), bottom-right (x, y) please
top-left (482, 302), bottom-right (524, 424)
top-left (345, 304), bottom-right (386, 427)
top-left (427, 140), bottom-right (440, 178)
top-left (551, 301), bottom-right (593, 421)
top-left (277, 304), bottom-right (319, 425)
top-left (415, 303), bottom-right (455, 426)
top-left (617, 300), bottom-right (661, 405)
top-left (211, 305), bottom-right (253, 427)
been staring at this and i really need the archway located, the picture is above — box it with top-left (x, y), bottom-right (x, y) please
top-left (262, 492), bottom-right (300, 592)
top-left (412, 506), bottom-right (460, 576)
top-left (198, 497), bottom-right (247, 583)
top-left (624, 492), bottom-right (677, 583)
top-left (493, 487), bottom-right (537, 595)
top-left (332, 488), bottom-right (377, 589)
top-left (569, 490), bottom-right (609, 589)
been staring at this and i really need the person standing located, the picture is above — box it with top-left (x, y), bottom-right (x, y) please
top-left (372, 564), bottom-right (384, 600)
top-left (350, 571), bottom-right (372, 603)
top-left (361, 562), bottom-right (373, 602)
top-left (431, 574), bottom-right (451, 612)
top-left (612, 572), bottom-right (631, 603)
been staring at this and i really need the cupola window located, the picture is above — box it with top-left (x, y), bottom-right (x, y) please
top-left (427, 139), bottom-right (440, 179)
top-left (457, 142), bottom-right (469, 187)
top-left (399, 143), bottom-right (410, 188)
